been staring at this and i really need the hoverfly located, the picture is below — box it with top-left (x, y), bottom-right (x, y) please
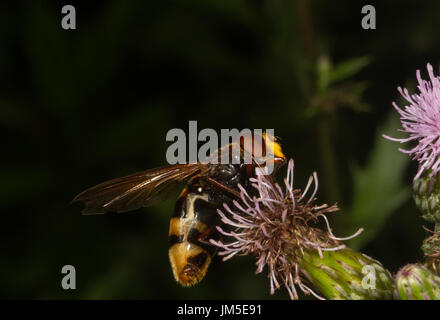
top-left (72, 132), bottom-right (286, 286)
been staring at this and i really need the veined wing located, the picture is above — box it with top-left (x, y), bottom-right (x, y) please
top-left (72, 163), bottom-right (206, 214)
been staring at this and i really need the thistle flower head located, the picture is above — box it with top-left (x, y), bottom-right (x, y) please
top-left (422, 227), bottom-right (440, 273)
top-left (395, 263), bottom-right (440, 300)
top-left (413, 170), bottom-right (440, 223)
top-left (210, 159), bottom-right (363, 299)
top-left (383, 63), bottom-right (440, 180)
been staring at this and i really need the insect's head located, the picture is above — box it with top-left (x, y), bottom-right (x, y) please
top-left (239, 131), bottom-right (286, 175)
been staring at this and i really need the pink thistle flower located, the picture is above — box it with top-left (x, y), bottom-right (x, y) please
top-left (383, 63), bottom-right (440, 180)
top-left (210, 159), bottom-right (363, 300)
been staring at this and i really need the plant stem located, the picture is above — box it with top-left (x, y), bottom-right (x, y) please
top-left (295, 0), bottom-right (341, 203)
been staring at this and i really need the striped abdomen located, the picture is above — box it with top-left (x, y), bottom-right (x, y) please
top-left (168, 188), bottom-right (220, 286)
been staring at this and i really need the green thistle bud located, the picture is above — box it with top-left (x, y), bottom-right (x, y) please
top-left (422, 232), bottom-right (440, 258)
top-left (421, 229), bottom-right (440, 273)
top-left (413, 171), bottom-right (440, 223)
top-left (298, 248), bottom-right (394, 300)
top-left (395, 264), bottom-right (440, 300)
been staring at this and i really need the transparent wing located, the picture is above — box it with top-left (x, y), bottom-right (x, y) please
top-left (72, 164), bottom-right (206, 214)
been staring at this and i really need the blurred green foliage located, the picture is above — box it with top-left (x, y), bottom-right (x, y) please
top-left (344, 112), bottom-right (410, 250)
top-left (0, 0), bottom-right (438, 299)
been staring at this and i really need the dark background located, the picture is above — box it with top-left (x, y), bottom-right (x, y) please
top-left (1, 0), bottom-right (439, 299)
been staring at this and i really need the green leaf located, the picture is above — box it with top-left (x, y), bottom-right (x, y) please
top-left (327, 56), bottom-right (370, 85)
top-left (344, 111), bottom-right (410, 250)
